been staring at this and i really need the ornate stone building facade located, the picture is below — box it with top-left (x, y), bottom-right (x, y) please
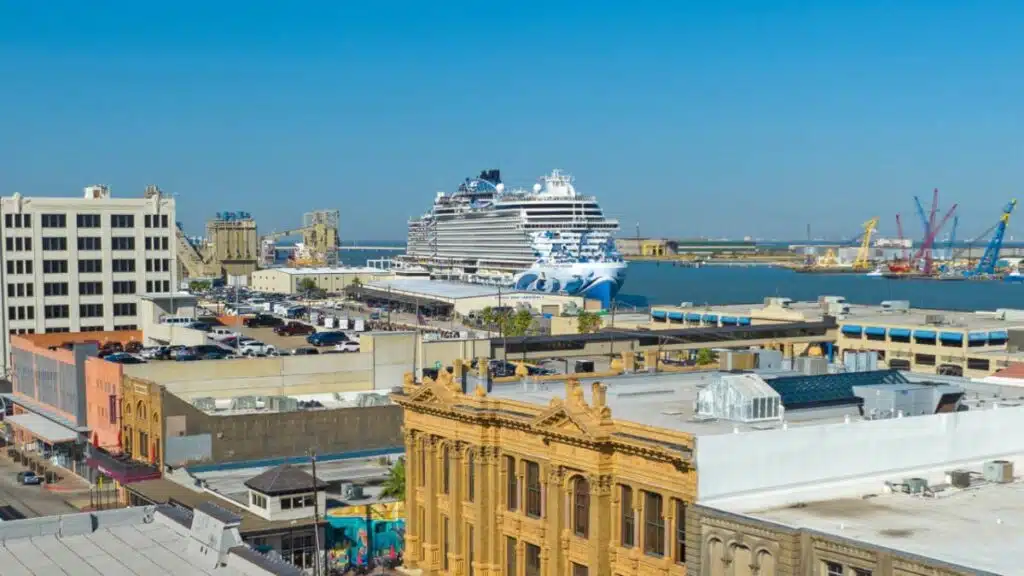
top-left (392, 369), bottom-right (696, 576)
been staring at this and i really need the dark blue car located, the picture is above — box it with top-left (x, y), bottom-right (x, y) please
top-left (306, 331), bottom-right (349, 347)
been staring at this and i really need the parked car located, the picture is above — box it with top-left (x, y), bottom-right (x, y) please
top-left (16, 471), bottom-right (42, 485)
top-left (306, 331), bottom-right (350, 347)
top-left (333, 341), bottom-right (360, 353)
top-left (189, 344), bottom-right (231, 360)
top-left (124, 341), bottom-right (144, 353)
top-left (239, 341), bottom-right (277, 356)
top-left (167, 345), bottom-right (191, 360)
top-left (104, 353), bottom-right (147, 365)
top-left (244, 314), bottom-right (284, 328)
top-left (175, 349), bottom-right (200, 362)
top-left (185, 321), bottom-right (213, 332)
top-left (140, 346), bottom-right (171, 360)
top-left (274, 321), bottom-right (316, 337)
top-left (291, 347), bottom-right (320, 356)
top-left (209, 327), bottom-right (238, 341)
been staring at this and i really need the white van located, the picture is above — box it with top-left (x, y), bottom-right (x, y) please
top-left (209, 327), bottom-right (238, 341)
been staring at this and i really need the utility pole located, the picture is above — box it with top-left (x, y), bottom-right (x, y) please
top-left (310, 450), bottom-right (322, 576)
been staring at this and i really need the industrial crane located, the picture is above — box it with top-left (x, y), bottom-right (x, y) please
top-left (258, 210), bottom-right (340, 268)
top-left (911, 189), bottom-right (957, 275)
top-left (973, 199), bottom-right (1017, 276)
top-left (852, 217), bottom-right (879, 270)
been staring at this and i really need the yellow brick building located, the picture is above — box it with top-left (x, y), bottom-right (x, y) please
top-left (393, 367), bottom-right (695, 576)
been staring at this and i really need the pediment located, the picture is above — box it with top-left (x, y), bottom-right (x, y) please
top-left (531, 405), bottom-right (593, 438)
top-left (408, 384), bottom-right (452, 405)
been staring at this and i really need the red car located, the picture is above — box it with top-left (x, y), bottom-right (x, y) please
top-left (274, 322), bottom-right (316, 336)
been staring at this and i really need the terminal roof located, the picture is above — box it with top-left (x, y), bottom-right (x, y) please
top-left (366, 278), bottom-right (505, 299)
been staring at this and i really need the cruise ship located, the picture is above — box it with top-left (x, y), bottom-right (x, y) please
top-left (402, 169), bottom-right (626, 306)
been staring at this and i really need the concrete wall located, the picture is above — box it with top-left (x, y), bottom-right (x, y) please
top-left (363, 332), bottom-right (416, 390)
top-left (165, 433), bottom-right (213, 466)
top-left (250, 269), bottom-right (393, 294)
top-left (418, 338), bottom-right (491, 375)
top-left (123, 353), bottom-right (375, 399)
top-left (696, 405), bottom-right (1024, 507)
top-left (84, 357), bottom-right (122, 449)
top-left (161, 391), bottom-right (403, 463)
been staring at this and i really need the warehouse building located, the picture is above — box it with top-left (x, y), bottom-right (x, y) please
top-left (249, 266), bottom-right (393, 295)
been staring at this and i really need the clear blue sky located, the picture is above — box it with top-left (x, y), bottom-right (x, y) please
top-left (1, 1), bottom-right (1021, 242)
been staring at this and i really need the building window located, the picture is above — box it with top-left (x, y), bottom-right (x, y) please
top-left (621, 485), bottom-right (635, 547)
top-left (441, 444), bottom-right (451, 494)
top-left (466, 450), bottom-right (475, 502)
top-left (643, 491), bottom-right (665, 557)
top-left (112, 281), bottom-right (135, 295)
top-left (77, 236), bottom-right (101, 251)
top-left (505, 455), bottom-right (518, 511)
top-left (111, 237), bottom-right (135, 250)
top-left (525, 543), bottom-right (541, 576)
top-left (467, 524), bottom-right (474, 576)
top-left (442, 515), bottom-right (449, 571)
top-left (572, 563), bottom-right (589, 576)
top-left (43, 282), bottom-right (69, 296)
top-left (4, 213), bottom-right (30, 228)
top-left (674, 498), bottom-right (686, 563)
top-left (853, 569), bottom-right (872, 576)
top-left (282, 534), bottom-right (316, 570)
top-left (418, 439), bottom-right (426, 487)
top-left (915, 353), bottom-right (936, 366)
top-left (113, 303), bottom-right (137, 316)
top-left (250, 493), bottom-right (267, 508)
top-left (80, 304), bottom-right (104, 318)
top-left (77, 214), bottom-right (100, 228)
top-left (112, 259), bottom-right (135, 273)
top-left (281, 493), bottom-right (316, 510)
top-left (161, 214), bottom-right (168, 227)
top-left (42, 237), bottom-right (68, 251)
top-left (43, 260), bottom-right (68, 274)
top-left (41, 214), bottom-right (67, 228)
top-left (506, 537), bottom-right (517, 576)
top-left (79, 259), bottom-right (102, 273)
top-left (44, 305), bottom-right (69, 319)
top-left (114, 324), bottom-right (137, 330)
top-left (525, 461), bottom-right (541, 518)
top-left (825, 562), bottom-right (844, 576)
top-left (111, 214), bottom-right (135, 228)
top-left (139, 431), bottom-right (149, 458)
top-left (573, 476), bottom-right (590, 538)
top-left (79, 281), bottom-right (103, 295)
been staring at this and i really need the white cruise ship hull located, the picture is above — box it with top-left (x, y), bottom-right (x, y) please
top-left (513, 261), bottom-right (627, 302)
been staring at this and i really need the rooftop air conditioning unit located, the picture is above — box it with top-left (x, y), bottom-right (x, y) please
top-left (948, 469), bottom-right (972, 489)
top-left (984, 460), bottom-right (1014, 483)
top-left (924, 314), bottom-right (945, 325)
top-left (903, 477), bottom-right (929, 494)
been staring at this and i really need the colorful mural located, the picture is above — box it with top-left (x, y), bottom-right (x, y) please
top-left (325, 503), bottom-right (406, 570)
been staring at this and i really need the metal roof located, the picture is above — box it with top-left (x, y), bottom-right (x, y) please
top-left (4, 413), bottom-right (78, 443)
top-left (243, 464), bottom-right (327, 496)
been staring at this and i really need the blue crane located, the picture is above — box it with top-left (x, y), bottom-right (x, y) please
top-left (946, 216), bottom-right (958, 257)
top-left (974, 199), bottom-right (1017, 276)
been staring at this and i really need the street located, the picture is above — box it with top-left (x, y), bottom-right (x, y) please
top-left (0, 458), bottom-right (78, 520)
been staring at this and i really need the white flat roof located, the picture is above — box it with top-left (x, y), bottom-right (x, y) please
top-left (5, 413), bottom-right (78, 443)
top-left (260, 266), bottom-right (384, 275)
top-left (365, 278), bottom-right (504, 299)
top-left (731, 464), bottom-right (1024, 576)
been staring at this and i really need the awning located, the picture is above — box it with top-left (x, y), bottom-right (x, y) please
top-left (721, 316), bottom-right (738, 324)
top-left (841, 325), bottom-right (863, 335)
top-left (913, 330), bottom-right (937, 339)
top-left (702, 314), bottom-right (718, 322)
top-left (889, 328), bottom-right (911, 338)
top-left (686, 313), bottom-right (702, 321)
top-left (940, 331), bottom-right (964, 342)
top-left (5, 413), bottom-right (79, 443)
top-left (989, 330), bottom-right (1009, 340)
top-left (668, 312), bottom-right (684, 320)
top-left (738, 317), bottom-right (752, 325)
top-left (651, 310), bottom-right (667, 319)
top-left (968, 332), bottom-right (988, 342)
top-left (864, 327), bottom-right (886, 336)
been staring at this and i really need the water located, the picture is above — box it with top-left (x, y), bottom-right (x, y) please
top-left (338, 251), bottom-right (1024, 311)
top-left (617, 263), bottom-right (1024, 311)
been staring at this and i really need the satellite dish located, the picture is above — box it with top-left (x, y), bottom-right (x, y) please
top-left (495, 183), bottom-right (505, 193)
top-left (533, 183), bottom-right (542, 193)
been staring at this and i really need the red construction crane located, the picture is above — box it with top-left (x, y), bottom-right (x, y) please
top-left (914, 203), bottom-right (959, 274)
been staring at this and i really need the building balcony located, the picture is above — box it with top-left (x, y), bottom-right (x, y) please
top-left (86, 445), bottom-right (161, 484)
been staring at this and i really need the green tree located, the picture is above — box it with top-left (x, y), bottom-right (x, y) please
top-left (576, 311), bottom-right (602, 334)
top-left (503, 309), bottom-right (534, 337)
top-left (349, 276), bottom-right (362, 287)
top-left (479, 306), bottom-right (496, 328)
top-left (380, 458), bottom-right (406, 500)
top-left (696, 348), bottom-right (715, 366)
top-left (297, 278), bottom-right (318, 292)
top-left (188, 280), bottom-right (211, 293)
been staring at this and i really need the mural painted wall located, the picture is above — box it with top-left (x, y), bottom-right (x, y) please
top-left (325, 502), bottom-right (406, 570)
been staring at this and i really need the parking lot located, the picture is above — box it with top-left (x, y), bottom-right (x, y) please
top-left (0, 458), bottom-right (79, 520)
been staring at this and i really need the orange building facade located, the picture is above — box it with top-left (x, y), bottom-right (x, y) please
top-left (84, 356), bottom-right (124, 450)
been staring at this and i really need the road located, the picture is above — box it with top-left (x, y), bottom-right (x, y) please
top-left (0, 458), bottom-right (78, 520)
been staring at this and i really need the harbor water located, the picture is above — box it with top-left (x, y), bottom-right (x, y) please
top-left (342, 250), bottom-right (1024, 311)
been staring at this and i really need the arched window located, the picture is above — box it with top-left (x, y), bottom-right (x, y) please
top-left (573, 476), bottom-right (590, 538)
top-left (441, 444), bottom-right (450, 494)
top-left (466, 450), bottom-right (475, 502)
top-left (137, 401), bottom-right (146, 420)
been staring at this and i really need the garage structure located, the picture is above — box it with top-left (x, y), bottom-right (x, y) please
top-left (250, 267), bottom-right (393, 294)
top-left (347, 278), bottom-right (596, 319)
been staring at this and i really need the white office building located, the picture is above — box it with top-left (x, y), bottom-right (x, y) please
top-left (0, 184), bottom-right (176, 372)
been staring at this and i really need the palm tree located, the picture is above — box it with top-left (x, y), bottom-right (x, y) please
top-left (380, 458), bottom-right (406, 500)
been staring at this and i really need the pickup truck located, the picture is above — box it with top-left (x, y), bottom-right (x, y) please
top-left (239, 341), bottom-right (278, 357)
top-left (274, 321), bottom-right (316, 336)
top-left (243, 314), bottom-right (284, 328)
